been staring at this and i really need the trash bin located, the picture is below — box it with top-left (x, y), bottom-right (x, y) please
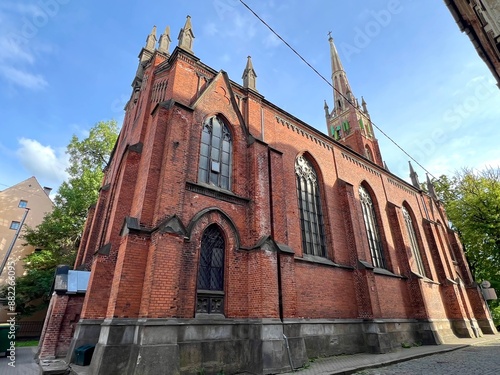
top-left (0, 323), bottom-right (12, 357)
top-left (74, 344), bottom-right (95, 366)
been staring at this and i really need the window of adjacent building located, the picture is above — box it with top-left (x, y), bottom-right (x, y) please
top-left (402, 206), bottom-right (426, 276)
top-left (295, 155), bottom-right (326, 257)
top-left (10, 221), bottom-right (20, 230)
top-left (196, 224), bottom-right (225, 314)
top-left (359, 185), bottom-right (385, 268)
top-left (18, 200), bottom-right (28, 208)
top-left (198, 116), bottom-right (232, 190)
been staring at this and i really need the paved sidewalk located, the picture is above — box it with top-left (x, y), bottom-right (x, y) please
top-left (0, 346), bottom-right (38, 375)
top-left (282, 335), bottom-right (500, 375)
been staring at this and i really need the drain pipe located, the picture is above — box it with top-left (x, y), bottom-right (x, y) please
top-left (283, 333), bottom-right (295, 371)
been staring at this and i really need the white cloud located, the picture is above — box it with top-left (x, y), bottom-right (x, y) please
top-left (16, 138), bottom-right (69, 184)
top-left (0, 65), bottom-right (47, 90)
top-left (0, 34), bottom-right (35, 64)
top-left (0, 2), bottom-right (53, 90)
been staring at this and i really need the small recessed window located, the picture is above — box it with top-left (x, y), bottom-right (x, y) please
top-left (19, 200), bottom-right (28, 208)
top-left (10, 221), bottom-right (20, 230)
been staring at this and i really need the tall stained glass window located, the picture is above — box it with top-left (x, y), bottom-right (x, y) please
top-left (359, 186), bottom-right (385, 268)
top-left (295, 156), bottom-right (326, 257)
top-left (198, 116), bottom-right (232, 190)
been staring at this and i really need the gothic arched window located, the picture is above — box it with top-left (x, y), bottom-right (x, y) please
top-left (365, 145), bottom-right (373, 161)
top-left (196, 224), bottom-right (225, 314)
top-left (359, 185), bottom-right (385, 268)
top-left (295, 156), bottom-right (326, 257)
top-left (198, 116), bottom-right (232, 190)
top-left (402, 206), bottom-right (426, 276)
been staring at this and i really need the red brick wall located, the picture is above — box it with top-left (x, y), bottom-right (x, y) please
top-left (107, 235), bottom-right (149, 318)
top-left (421, 281), bottom-right (447, 319)
top-left (375, 276), bottom-right (409, 318)
top-left (71, 46), bottom-right (482, 329)
top-left (280, 253), bottom-right (297, 318)
top-left (141, 232), bottom-right (185, 318)
top-left (80, 258), bottom-right (114, 319)
top-left (294, 263), bottom-right (357, 318)
top-left (466, 286), bottom-right (491, 320)
top-left (38, 294), bottom-right (84, 359)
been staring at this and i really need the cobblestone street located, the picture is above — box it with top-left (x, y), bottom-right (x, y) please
top-left (354, 340), bottom-right (500, 375)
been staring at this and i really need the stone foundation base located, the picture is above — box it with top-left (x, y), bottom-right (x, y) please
top-left (476, 318), bottom-right (497, 335)
top-left (68, 317), bottom-right (496, 374)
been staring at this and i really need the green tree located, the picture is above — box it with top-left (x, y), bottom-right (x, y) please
top-left (2, 120), bottom-right (119, 316)
top-left (432, 167), bottom-right (500, 325)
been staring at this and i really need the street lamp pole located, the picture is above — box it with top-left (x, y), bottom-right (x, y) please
top-left (0, 208), bottom-right (30, 277)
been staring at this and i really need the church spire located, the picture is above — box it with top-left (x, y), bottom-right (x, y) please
top-left (242, 56), bottom-right (257, 91)
top-left (325, 33), bottom-right (384, 167)
top-left (329, 33), bottom-right (344, 77)
top-left (178, 15), bottom-right (195, 53)
top-left (158, 26), bottom-right (171, 55)
top-left (329, 33), bottom-right (352, 113)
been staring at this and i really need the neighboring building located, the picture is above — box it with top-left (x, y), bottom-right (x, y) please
top-left (39, 17), bottom-right (496, 374)
top-left (0, 177), bottom-right (53, 323)
top-left (444, 0), bottom-right (500, 87)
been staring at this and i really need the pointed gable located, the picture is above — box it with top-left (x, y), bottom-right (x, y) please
top-left (191, 71), bottom-right (249, 140)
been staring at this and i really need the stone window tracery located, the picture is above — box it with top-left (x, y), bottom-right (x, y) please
top-left (402, 206), bottom-right (426, 276)
top-left (359, 185), bottom-right (385, 268)
top-left (198, 116), bottom-right (232, 190)
top-left (295, 156), bottom-right (326, 257)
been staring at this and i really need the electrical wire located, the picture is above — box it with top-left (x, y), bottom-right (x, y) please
top-left (238, 0), bottom-right (436, 180)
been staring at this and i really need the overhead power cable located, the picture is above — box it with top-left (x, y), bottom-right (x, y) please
top-left (238, 0), bottom-right (436, 180)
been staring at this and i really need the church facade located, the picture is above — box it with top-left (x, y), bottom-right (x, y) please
top-left (42, 16), bottom-right (496, 374)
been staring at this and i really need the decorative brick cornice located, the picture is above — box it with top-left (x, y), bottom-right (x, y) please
top-left (275, 115), bottom-right (333, 151)
top-left (340, 152), bottom-right (380, 177)
top-left (386, 177), bottom-right (417, 197)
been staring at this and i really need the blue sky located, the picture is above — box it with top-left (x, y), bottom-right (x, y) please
top-left (1, 0), bottom-right (499, 195)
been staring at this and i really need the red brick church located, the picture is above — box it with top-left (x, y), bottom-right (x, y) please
top-left (39, 16), bottom-right (496, 374)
